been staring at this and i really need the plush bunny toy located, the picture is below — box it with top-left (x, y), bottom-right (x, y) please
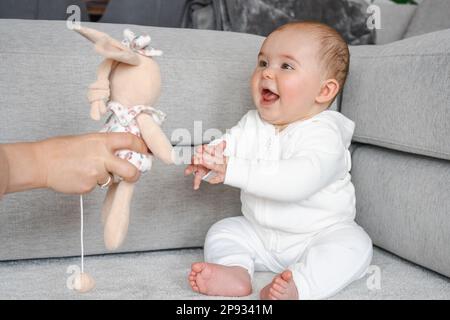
top-left (74, 26), bottom-right (174, 253)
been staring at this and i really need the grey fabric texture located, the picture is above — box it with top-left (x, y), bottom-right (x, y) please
top-left (352, 144), bottom-right (450, 278)
top-left (372, 1), bottom-right (417, 45)
top-left (0, 20), bottom-right (262, 146)
top-left (341, 29), bottom-right (450, 160)
top-left (404, 0), bottom-right (450, 39)
top-left (0, 247), bottom-right (449, 299)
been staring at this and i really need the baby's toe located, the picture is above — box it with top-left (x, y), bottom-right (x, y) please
top-left (191, 262), bottom-right (206, 273)
top-left (269, 287), bottom-right (282, 300)
top-left (274, 277), bottom-right (288, 288)
top-left (272, 283), bottom-right (286, 294)
top-left (190, 281), bottom-right (199, 291)
top-left (281, 270), bottom-right (293, 282)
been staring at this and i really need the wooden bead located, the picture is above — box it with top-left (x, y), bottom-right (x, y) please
top-left (73, 272), bottom-right (96, 293)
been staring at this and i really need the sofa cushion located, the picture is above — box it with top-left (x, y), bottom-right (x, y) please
top-left (372, 0), bottom-right (417, 45)
top-left (352, 144), bottom-right (450, 278)
top-left (341, 29), bottom-right (450, 160)
top-left (404, 0), bottom-right (450, 38)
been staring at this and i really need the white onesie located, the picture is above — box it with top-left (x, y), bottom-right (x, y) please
top-left (204, 110), bottom-right (373, 299)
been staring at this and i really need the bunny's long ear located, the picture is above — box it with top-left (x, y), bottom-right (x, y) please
top-left (74, 26), bottom-right (110, 43)
top-left (74, 26), bottom-right (140, 66)
top-left (94, 37), bottom-right (140, 65)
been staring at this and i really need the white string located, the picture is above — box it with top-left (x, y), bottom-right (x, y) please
top-left (80, 195), bottom-right (84, 274)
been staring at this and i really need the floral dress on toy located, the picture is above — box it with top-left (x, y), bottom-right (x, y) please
top-left (101, 102), bottom-right (166, 172)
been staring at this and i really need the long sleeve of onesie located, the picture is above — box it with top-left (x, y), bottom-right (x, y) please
top-left (224, 126), bottom-right (349, 202)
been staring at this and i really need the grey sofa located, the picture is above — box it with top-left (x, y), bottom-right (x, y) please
top-left (0, 2), bottom-right (449, 299)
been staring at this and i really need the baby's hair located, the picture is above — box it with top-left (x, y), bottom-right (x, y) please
top-left (275, 21), bottom-right (350, 107)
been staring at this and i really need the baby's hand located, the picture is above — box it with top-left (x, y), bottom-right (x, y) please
top-left (198, 141), bottom-right (228, 185)
top-left (184, 153), bottom-right (209, 190)
top-left (183, 141), bottom-right (228, 190)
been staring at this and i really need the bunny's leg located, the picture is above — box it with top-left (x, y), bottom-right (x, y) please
top-left (103, 180), bottom-right (135, 250)
top-left (102, 182), bottom-right (118, 225)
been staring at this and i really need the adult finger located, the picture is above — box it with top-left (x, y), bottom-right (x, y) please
top-left (97, 171), bottom-right (114, 188)
top-left (106, 133), bottom-right (148, 154)
top-left (105, 155), bottom-right (140, 183)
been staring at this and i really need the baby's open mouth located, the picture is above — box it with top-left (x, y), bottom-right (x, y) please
top-left (261, 88), bottom-right (279, 104)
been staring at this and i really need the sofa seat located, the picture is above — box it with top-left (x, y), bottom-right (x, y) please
top-left (0, 246), bottom-right (449, 299)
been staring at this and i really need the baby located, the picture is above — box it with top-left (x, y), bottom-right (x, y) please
top-left (185, 21), bottom-right (373, 300)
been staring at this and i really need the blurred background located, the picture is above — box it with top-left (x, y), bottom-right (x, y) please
top-left (0, 0), bottom-right (439, 45)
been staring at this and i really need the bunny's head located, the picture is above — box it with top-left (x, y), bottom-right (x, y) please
top-left (75, 26), bottom-right (163, 120)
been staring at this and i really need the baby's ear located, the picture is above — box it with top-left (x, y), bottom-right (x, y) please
top-left (316, 79), bottom-right (340, 105)
top-left (74, 26), bottom-right (140, 66)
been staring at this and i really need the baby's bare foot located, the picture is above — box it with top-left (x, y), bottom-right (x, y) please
top-left (260, 270), bottom-right (299, 300)
top-left (188, 262), bottom-right (252, 297)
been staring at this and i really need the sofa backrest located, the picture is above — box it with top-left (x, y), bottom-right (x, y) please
top-left (341, 29), bottom-right (450, 161)
top-left (403, 0), bottom-right (450, 39)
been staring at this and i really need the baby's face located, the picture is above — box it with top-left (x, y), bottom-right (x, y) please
top-left (251, 28), bottom-right (325, 128)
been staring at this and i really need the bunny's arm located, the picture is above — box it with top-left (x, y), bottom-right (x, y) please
top-left (136, 113), bottom-right (174, 165)
top-left (88, 59), bottom-right (117, 120)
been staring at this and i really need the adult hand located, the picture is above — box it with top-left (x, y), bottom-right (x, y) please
top-left (2, 132), bottom-right (148, 195)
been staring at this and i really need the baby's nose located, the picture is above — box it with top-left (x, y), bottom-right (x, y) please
top-left (262, 68), bottom-right (274, 79)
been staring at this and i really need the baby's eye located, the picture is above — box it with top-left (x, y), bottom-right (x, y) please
top-left (281, 63), bottom-right (294, 70)
top-left (258, 60), bottom-right (267, 67)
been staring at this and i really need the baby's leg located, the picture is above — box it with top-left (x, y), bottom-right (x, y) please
top-left (278, 222), bottom-right (373, 300)
top-left (189, 216), bottom-right (276, 297)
